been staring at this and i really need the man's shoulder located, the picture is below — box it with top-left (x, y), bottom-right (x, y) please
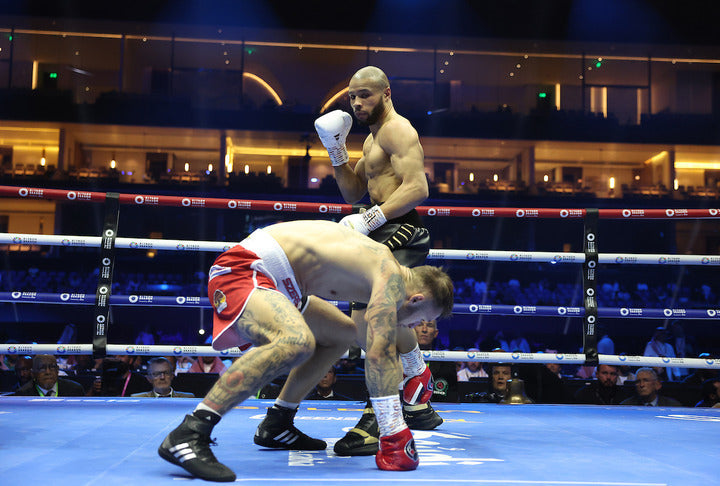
top-left (12, 381), bottom-right (37, 396)
top-left (173, 390), bottom-right (195, 398)
top-left (58, 378), bottom-right (86, 395)
top-left (376, 114), bottom-right (418, 142)
top-left (658, 395), bottom-right (682, 407)
top-left (131, 391), bottom-right (154, 397)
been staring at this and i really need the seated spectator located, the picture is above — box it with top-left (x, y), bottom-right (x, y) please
top-left (415, 319), bottom-right (457, 402)
top-left (620, 367), bottom-right (682, 407)
top-left (10, 355), bottom-right (33, 392)
top-left (131, 357), bottom-right (194, 398)
top-left (529, 350), bottom-right (568, 404)
top-left (13, 355), bottom-right (85, 397)
top-left (188, 355), bottom-right (227, 375)
top-left (643, 327), bottom-right (680, 381)
top-left (88, 358), bottom-right (152, 397)
top-left (457, 350), bottom-right (488, 381)
top-left (175, 355), bottom-right (195, 373)
top-left (305, 366), bottom-right (349, 400)
top-left (694, 378), bottom-right (720, 407)
top-left (574, 364), bottom-right (629, 405)
top-left (466, 363), bottom-right (512, 403)
top-left (575, 364), bottom-right (596, 379)
top-left (596, 325), bottom-right (615, 355)
top-left (509, 332), bottom-right (531, 353)
top-left (616, 363), bottom-right (636, 385)
top-left (681, 354), bottom-right (719, 387)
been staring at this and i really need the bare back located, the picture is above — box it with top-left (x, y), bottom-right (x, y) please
top-left (265, 220), bottom-right (400, 303)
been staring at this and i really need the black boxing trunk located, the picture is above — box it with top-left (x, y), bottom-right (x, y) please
top-left (351, 208), bottom-right (430, 310)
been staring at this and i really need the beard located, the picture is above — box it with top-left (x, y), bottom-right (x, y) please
top-left (356, 102), bottom-right (386, 126)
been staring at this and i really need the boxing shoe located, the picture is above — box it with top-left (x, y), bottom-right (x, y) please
top-left (158, 413), bottom-right (236, 482)
top-left (375, 427), bottom-right (419, 471)
top-left (254, 405), bottom-right (327, 450)
top-left (333, 404), bottom-right (379, 456)
top-left (314, 110), bottom-right (352, 166)
top-left (403, 402), bottom-right (443, 430)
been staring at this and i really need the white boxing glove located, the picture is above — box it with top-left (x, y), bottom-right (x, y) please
top-left (339, 205), bottom-right (387, 235)
top-left (314, 110), bottom-right (352, 166)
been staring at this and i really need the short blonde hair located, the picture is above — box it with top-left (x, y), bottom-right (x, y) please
top-left (411, 265), bottom-right (454, 319)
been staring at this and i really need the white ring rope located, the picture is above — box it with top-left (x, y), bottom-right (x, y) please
top-left (2, 192), bottom-right (718, 371)
top-left (0, 344), bottom-right (718, 369)
top-left (3, 232), bottom-right (719, 266)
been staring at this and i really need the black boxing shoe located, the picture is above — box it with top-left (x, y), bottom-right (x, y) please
top-left (158, 413), bottom-right (236, 482)
top-left (333, 405), bottom-right (379, 456)
top-left (254, 405), bottom-right (327, 450)
top-left (403, 402), bottom-right (443, 430)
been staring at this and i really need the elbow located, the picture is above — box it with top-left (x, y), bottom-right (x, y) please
top-left (418, 184), bottom-right (429, 201)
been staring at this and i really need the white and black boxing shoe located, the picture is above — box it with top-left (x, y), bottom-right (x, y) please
top-left (253, 406), bottom-right (326, 450)
top-left (158, 413), bottom-right (236, 482)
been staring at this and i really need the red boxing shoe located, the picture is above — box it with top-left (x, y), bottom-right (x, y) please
top-left (375, 428), bottom-right (419, 471)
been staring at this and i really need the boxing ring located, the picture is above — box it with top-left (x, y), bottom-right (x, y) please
top-left (1, 184), bottom-right (720, 485)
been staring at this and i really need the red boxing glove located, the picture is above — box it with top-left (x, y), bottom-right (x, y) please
top-left (402, 365), bottom-right (434, 405)
top-left (375, 428), bottom-right (419, 471)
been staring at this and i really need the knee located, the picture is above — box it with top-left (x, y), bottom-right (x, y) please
top-left (335, 318), bottom-right (357, 348)
top-left (281, 327), bottom-right (316, 364)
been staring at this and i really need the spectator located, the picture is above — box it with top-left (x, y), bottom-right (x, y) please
top-left (509, 332), bottom-right (531, 353)
top-left (596, 325), bottom-right (615, 355)
top-left (467, 363), bottom-right (512, 403)
top-left (10, 355), bottom-right (33, 392)
top-left (694, 378), bottom-right (720, 407)
top-left (131, 357), bottom-right (194, 398)
top-left (681, 354), bottom-right (719, 387)
top-left (175, 355), bottom-right (195, 373)
top-left (526, 350), bottom-right (569, 404)
top-left (620, 367), bottom-right (682, 407)
top-left (88, 358), bottom-right (151, 397)
top-left (616, 364), bottom-right (637, 385)
top-left (13, 355), bottom-right (85, 397)
top-left (670, 321), bottom-right (690, 379)
top-left (643, 327), bottom-right (680, 381)
top-left (414, 319), bottom-right (457, 403)
top-left (457, 349), bottom-right (488, 381)
top-left (574, 364), bottom-right (629, 405)
top-left (305, 366), bottom-right (349, 400)
top-left (188, 356), bottom-right (227, 375)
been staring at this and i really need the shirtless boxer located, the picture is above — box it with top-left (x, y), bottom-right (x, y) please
top-left (158, 220), bottom-right (454, 481)
top-left (312, 66), bottom-right (441, 457)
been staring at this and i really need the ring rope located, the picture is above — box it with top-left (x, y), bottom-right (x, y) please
top-left (2, 185), bottom-right (719, 219)
top-left (3, 233), bottom-right (719, 266)
top-left (1, 292), bottom-right (718, 320)
top-left (0, 343), bottom-right (717, 370)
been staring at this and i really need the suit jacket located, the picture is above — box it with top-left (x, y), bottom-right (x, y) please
top-left (131, 389), bottom-right (195, 398)
top-left (620, 395), bottom-right (682, 407)
top-left (13, 378), bottom-right (85, 397)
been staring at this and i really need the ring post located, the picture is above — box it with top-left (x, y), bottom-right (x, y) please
top-left (93, 192), bottom-right (120, 358)
top-left (582, 208), bottom-right (599, 366)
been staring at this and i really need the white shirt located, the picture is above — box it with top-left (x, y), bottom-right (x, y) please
top-left (457, 367), bottom-right (488, 382)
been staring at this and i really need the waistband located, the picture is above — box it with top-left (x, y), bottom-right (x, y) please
top-left (241, 228), bottom-right (303, 304)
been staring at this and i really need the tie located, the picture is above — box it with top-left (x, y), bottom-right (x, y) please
top-left (45, 390), bottom-right (54, 397)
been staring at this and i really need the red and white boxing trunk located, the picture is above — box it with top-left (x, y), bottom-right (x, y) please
top-left (208, 228), bottom-right (307, 351)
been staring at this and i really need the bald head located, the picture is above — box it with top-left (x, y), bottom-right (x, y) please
top-left (351, 66), bottom-right (390, 90)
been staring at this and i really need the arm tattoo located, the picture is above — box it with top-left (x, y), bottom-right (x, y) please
top-left (364, 271), bottom-right (404, 397)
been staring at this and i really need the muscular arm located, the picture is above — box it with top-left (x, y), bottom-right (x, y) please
top-left (333, 135), bottom-right (371, 203)
top-left (376, 121), bottom-right (428, 220)
top-left (364, 267), bottom-right (404, 397)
